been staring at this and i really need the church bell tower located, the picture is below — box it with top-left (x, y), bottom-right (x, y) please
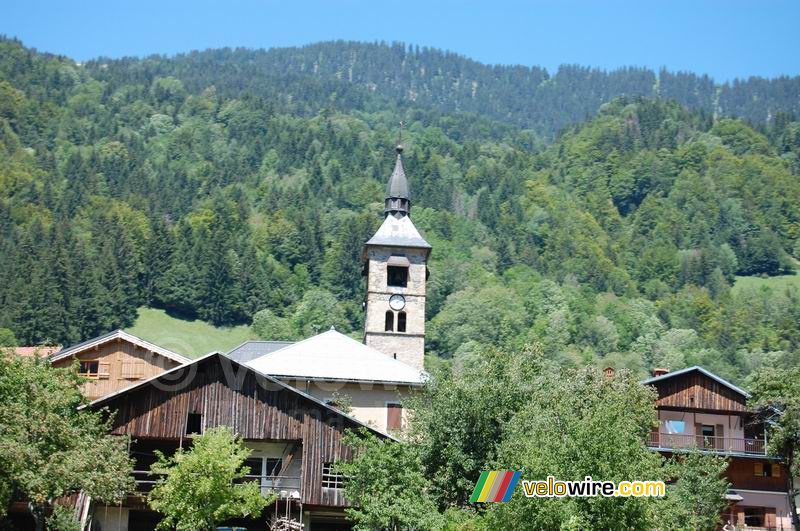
top-left (362, 144), bottom-right (430, 370)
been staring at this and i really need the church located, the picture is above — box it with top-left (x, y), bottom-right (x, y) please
top-left (12, 144), bottom-right (431, 531)
top-left (227, 143), bottom-right (430, 434)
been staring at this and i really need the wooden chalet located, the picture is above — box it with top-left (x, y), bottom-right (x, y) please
top-left (49, 330), bottom-right (190, 400)
top-left (643, 366), bottom-right (795, 530)
top-left (82, 351), bottom-right (390, 530)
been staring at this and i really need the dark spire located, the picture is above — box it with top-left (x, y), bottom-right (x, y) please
top-left (384, 144), bottom-right (411, 219)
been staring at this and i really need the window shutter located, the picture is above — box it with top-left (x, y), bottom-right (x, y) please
top-left (386, 404), bottom-right (402, 431)
top-left (765, 508), bottom-right (777, 528)
top-left (715, 424), bottom-right (724, 450)
top-left (122, 359), bottom-right (145, 379)
top-left (694, 423), bottom-right (703, 448)
top-left (754, 462), bottom-right (763, 476)
top-left (98, 361), bottom-right (111, 379)
top-left (772, 464), bottom-right (780, 477)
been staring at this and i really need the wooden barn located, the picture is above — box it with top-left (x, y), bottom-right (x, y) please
top-left (48, 330), bottom-right (190, 400)
top-left (83, 351), bottom-right (390, 530)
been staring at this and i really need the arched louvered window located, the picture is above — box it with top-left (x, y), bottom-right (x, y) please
top-left (397, 311), bottom-right (407, 333)
top-left (385, 310), bottom-right (394, 332)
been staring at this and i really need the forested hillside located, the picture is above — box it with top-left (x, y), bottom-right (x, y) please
top-left (83, 40), bottom-right (800, 138)
top-left (1, 37), bottom-right (800, 382)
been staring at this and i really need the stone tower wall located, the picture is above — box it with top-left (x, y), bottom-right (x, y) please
top-left (363, 246), bottom-right (427, 370)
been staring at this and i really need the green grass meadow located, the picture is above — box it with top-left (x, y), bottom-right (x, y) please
top-left (732, 273), bottom-right (800, 295)
top-left (126, 308), bottom-right (258, 359)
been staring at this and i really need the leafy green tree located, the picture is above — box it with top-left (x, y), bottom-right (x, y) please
top-left (251, 308), bottom-right (294, 340)
top-left (408, 344), bottom-right (547, 508)
top-left (289, 288), bottom-right (351, 337)
top-left (0, 328), bottom-right (15, 347)
top-left (345, 348), bottom-right (730, 530)
top-left (337, 431), bottom-right (446, 531)
top-left (658, 451), bottom-right (729, 531)
top-left (486, 366), bottom-right (662, 529)
top-left (45, 504), bottom-right (81, 531)
top-left (427, 285), bottom-right (527, 357)
top-left (748, 366), bottom-right (800, 529)
top-left (148, 426), bottom-right (272, 531)
top-left (0, 352), bottom-right (134, 531)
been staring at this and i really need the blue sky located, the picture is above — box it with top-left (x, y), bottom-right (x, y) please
top-left (3, 0), bottom-right (798, 81)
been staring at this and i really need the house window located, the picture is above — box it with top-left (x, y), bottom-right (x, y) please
top-left (397, 312), bottom-right (407, 333)
top-left (265, 458), bottom-right (282, 476)
top-left (743, 507), bottom-right (765, 527)
top-left (387, 403), bottom-right (403, 431)
top-left (244, 458), bottom-right (262, 480)
top-left (664, 420), bottom-right (685, 434)
top-left (186, 413), bottom-right (203, 435)
top-left (387, 266), bottom-right (408, 287)
top-left (321, 463), bottom-right (345, 489)
top-left (385, 310), bottom-right (394, 332)
top-left (244, 457), bottom-right (282, 480)
top-left (79, 360), bottom-right (100, 378)
top-left (754, 462), bottom-right (779, 477)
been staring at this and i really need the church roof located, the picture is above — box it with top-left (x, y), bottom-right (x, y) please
top-left (386, 147), bottom-right (410, 199)
top-left (241, 329), bottom-right (426, 385)
top-left (365, 214), bottom-right (431, 250)
top-left (226, 340), bottom-right (296, 363)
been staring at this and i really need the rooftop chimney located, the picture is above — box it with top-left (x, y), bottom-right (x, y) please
top-left (652, 368), bottom-right (670, 377)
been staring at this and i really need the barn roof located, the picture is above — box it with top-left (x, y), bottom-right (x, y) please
top-left (641, 365), bottom-right (750, 398)
top-left (12, 346), bottom-right (61, 357)
top-left (83, 351), bottom-right (394, 440)
top-left (50, 329), bottom-right (190, 365)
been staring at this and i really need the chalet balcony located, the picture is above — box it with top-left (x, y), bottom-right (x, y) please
top-left (132, 470), bottom-right (302, 498)
top-left (646, 432), bottom-right (766, 456)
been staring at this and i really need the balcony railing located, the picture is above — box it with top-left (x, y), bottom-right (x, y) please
top-left (646, 432), bottom-right (766, 455)
top-left (132, 471), bottom-right (302, 498)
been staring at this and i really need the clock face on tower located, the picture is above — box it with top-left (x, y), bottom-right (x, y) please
top-left (389, 294), bottom-right (406, 311)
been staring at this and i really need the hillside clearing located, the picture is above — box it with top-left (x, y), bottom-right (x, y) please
top-left (732, 274), bottom-right (800, 294)
top-left (126, 308), bottom-right (257, 359)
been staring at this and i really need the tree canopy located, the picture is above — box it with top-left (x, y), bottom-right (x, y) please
top-left (0, 38), bottom-right (799, 385)
top-left (147, 426), bottom-right (273, 531)
top-left (341, 345), bottom-right (730, 530)
top-left (0, 350), bottom-right (134, 531)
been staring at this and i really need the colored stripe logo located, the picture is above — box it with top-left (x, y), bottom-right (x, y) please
top-left (470, 471), bottom-right (522, 502)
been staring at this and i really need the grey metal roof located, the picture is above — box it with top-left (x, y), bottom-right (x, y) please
top-left (365, 214), bottom-right (431, 249)
top-left (385, 147), bottom-right (409, 199)
top-left (226, 340), bottom-right (295, 363)
top-left (641, 365), bottom-right (750, 398)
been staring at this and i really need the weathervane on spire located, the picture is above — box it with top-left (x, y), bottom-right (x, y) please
top-left (396, 121), bottom-right (404, 153)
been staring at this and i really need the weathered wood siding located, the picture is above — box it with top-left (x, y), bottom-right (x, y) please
top-left (51, 338), bottom-right (181, 400)
top-left (95, 355), bottom-right (364, 507)
top-left (651, 371), bottom-right (747, 412)
top-left (726, 457), bottom-right (786, 492)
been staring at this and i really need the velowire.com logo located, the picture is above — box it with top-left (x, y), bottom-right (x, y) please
top-left (469, 471), bottom-right (522, 503)
top-left (470, 472), bottom-right (665, 502)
